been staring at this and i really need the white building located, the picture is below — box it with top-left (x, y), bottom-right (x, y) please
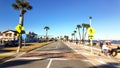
top-left (0, 30), bottom-right (18, 44)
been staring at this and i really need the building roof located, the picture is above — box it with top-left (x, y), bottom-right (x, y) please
top-left (2, 30), bottom-right (17, 33)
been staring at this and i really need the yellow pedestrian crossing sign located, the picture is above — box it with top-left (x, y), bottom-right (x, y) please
top-left (15, 24), bottom-right (24, 33)
top-left (15, 24), bottom-right (24, 37)
top-left (87, 26), bottom-right (96, 35)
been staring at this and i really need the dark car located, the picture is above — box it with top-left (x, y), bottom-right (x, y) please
top-left (4, 40), bottom-right (19, 47)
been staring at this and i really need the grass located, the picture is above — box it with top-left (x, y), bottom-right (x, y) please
top-left (20, 42), bottom-right (51, 52)
top-left (0, 53), bottom-right (14, 60)
top-left (0, 42), bottom-right (51, 60)
top-left (0, 56), bottom-right (7, 60)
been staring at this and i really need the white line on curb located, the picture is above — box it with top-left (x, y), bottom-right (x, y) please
top-left (47, 59), bottom-right (52, 68)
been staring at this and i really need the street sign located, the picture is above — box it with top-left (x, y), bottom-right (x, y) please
top-left (87, 26), bottom-right (96, 35)
top-left (22, 34), bottom-right (26, 39)
top-left (15, 24), bottom-right (24, 33)
top-left (88, 35), bottom-right (94, 40)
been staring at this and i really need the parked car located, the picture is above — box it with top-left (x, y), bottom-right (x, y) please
top-left (4, 40), bottom-right (19, 47)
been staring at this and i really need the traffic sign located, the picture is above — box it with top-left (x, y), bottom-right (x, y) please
top-left (88, 35), bottom-right (94, 40)
top-left (15, 24), bottom-right (24, 33)
top-left (87, 26), bottom-right (96, 35)
top-left (22, 34), bottom-right (26, 39)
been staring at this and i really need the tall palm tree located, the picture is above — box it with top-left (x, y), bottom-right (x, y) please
top-left (73, 30), bottom-right (77, 42)
top-left (84, 24), bottom-right (90, 40)
top-left (12, 0), bottom-right (32, 26)
top-left (64, 35), bottom-right (69, 41)
top-left (82, 23), bottom-right (86, 43)
top-left (71, 33), bottom-right (74, 41)
top-left (12, 0), bottom-right (32, 53)
top-left (44, 26), bottom-right (50, 40)
top-left (77, 24), bottom-right (82, 43)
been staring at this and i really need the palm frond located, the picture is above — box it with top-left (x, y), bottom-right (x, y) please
top-left (12, 0), bottom-right (32, 13)
top-left (74, 30), bottom-right (76, 33)
top-left (16, 0), bottom-right (20, 3)
top-left (12, 4), bottom-right (19, 10)
top-left (77, 24), bottom-right (82, 28)
top-left (26, 5), bottom-right (32, 10)
top-left (44, 26), bottom-right (50, 30)
top-left (22, 10), bottom-right (26, 14)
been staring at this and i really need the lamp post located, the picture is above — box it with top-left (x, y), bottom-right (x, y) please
top-left (89, 16), bottom-right (92, 26)
top-left (89, 16), bottom-right (93, 54)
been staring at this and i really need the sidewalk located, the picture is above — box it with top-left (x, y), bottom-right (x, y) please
top-left (64, 42), bottom-right (120, 67)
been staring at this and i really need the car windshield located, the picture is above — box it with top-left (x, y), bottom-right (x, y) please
top-left (0, 0), bottom-right (120, 68)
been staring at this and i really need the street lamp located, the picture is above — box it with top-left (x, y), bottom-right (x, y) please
top-left (89, 16), bottom-right (92, 26)
top-left (89, 16), bottom-right (93, 54)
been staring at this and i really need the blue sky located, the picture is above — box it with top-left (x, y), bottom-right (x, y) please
top-left (0, 0), bottom-right (120, 40)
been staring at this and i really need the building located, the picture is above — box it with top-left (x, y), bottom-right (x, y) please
top-left (0, 30), bottom-right (18, 44)
top-left (25, 31), bottom-right (38, 42)
top-left (0, 30), bottom-right (38, 44)
top-left (1, 30), bottom-right (18, 42)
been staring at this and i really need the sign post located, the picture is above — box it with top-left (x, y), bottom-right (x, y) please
top-left (87, 16), bottom-right (96, 54)
top-left (22, 34), bottom-right (26, 46)
top-left (15, 24), bottom-right (24, 53)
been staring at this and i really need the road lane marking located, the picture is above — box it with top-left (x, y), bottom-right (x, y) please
top-left (56, 42), bottom-right (58, 49)
top-left (56, 41), bottom-right (60, 49)
top-left (47, 59), bottom-right (52, 68)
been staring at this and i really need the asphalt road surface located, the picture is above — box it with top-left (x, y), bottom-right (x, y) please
top-left (0, 41), bottom-right (96, 68)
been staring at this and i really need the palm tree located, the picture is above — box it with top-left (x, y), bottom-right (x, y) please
top-left (77, 24), bottom-right (82, 43)
top-left (82, 23), bottom-right (86, 43)
top-left (44, 26), bottom-right (50, 40)
top-left (12, 0), bottom-right (32, 53)
top-left (12, 0), bottom-right (32, 26)
top-left (71, 33), bottom-right (74, 41)
top-left (73, 30), bottom-right (77, 42)
top-left (84, 24), bottom-right (90, 40)
top-left (64, 35), bottom-right (69, 41)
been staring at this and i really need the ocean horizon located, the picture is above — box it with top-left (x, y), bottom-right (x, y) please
top-left (92, 40), bottom-right (120, 45)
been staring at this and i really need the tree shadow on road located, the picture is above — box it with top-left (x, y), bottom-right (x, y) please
top-left (89, 62), bottom-right (120, 68)
top-left (0, 54), bottom-right (64, 68)
top-left (0, 59), bottom-right (44, 68)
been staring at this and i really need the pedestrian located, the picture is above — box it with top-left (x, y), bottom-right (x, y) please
top-left (76, 39), bottom-right (78, 44)
top-left (102, 42), bottom-right (109, 56)
top-left (98, 41), bottom-right (103, 56)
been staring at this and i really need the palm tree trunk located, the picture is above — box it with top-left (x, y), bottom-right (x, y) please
top-left (72, 36), bottom-right (73, 42)
top-left (17, 10), bottom-right (24, 53)
top-left (84, 30), bottom-right (87, 42)
top-left (82, 28), bottom-right (85, 44)
top-left (78, 28), bottom-right (81, 43)
top-left (84, 28), bottom-right (89, 43)
top-left (84, 32), bottom-right (87, 40)
top-left (46, 30), bottom-right (48, 41)
top-left (74, 34), bottom-right (76, 43)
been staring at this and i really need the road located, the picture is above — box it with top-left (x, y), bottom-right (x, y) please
top-left (0, 41), bottom-right (96, 68)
